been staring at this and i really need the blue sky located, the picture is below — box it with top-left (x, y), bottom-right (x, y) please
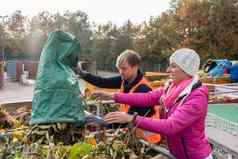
top-left (1, 0), bottom-right (171, 25)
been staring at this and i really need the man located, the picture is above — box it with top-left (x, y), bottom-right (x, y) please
top-left (77, 49), bottom-right (161, 143)
top-left (78, 49), bottom-right (154, 116)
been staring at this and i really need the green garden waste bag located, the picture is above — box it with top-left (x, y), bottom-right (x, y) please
top-left (30, 31), bottom-right (85, 125)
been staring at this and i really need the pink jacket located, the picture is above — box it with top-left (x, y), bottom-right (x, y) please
top-left (114, 85), bottom-right (212, 159)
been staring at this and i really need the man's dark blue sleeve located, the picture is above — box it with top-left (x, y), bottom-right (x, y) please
top-left (134, 84), bottom-right (152, 93)
top-left (82, 73), bottom-right (122, 89)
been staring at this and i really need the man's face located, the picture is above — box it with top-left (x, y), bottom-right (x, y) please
top-left (117, 62), bottom-right (138, 80)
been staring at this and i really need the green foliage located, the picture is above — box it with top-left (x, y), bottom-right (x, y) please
top-left (69, 143), bottom-right (93, 159)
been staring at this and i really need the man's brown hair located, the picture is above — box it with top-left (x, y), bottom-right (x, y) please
top-left (116, 49), bottom-right (141, 67)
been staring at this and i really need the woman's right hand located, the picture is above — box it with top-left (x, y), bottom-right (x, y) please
top-left (104, 111), bottom-right (133, 124)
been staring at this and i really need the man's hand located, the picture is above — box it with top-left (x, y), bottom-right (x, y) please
top-left (92, 91), bottom-right (114, 100)
top-left (104, 111), bottom-right (133, 124)
top-left (75, 62), bottom-right (89, 77)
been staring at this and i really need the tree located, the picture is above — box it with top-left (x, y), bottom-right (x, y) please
top-left (134, 13), bottom-right (180, 71)
top-left (5, 10), bottom-right (27, 59)
top-left (0, 25), bottom-right (7, 61)
top-left (174, 0), bottom-right (238, 61)
top-left (62, 10), bottom-right (93, 59)
top-left (90, 22), bottom-right (118, 70)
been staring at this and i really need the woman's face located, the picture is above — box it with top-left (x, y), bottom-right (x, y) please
top-left (167, 61), bottom-right (191, 84)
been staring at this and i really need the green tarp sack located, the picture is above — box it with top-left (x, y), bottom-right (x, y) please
top-left (30, 31), bottom-right (85, 125)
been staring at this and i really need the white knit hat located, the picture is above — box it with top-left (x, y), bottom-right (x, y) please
top-left (169, 48), bottom-right (200, 77)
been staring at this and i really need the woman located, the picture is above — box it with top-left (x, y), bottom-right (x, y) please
top-left (103, 48), bottom-right (213, 159)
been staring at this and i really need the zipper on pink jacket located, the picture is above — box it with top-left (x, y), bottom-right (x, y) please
top-left (181, 137), bottom-right (189, 159)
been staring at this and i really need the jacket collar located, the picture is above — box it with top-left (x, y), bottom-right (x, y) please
top-left (123, 70), bottom-right (144, 93)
